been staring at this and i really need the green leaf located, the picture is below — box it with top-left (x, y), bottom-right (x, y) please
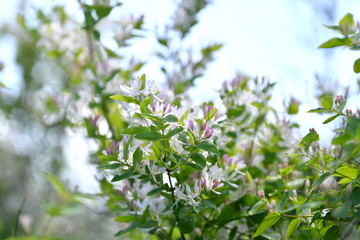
top-left (196, 141), bottom-right (219, 155)
top-left (122, 126), bottom-right (150, 134)
top-left (163, 114), bottom-right (178, 122)
top-left (319, 37), bottom-right (352, 48)
top-left (332, 132), bottom-right (352, 145)
top-left (190, 152), bottom-right (207, 169)
top-left (339, 13), bottom-right (355, 30)
top-left (299, 130), bottom-right (320, 152)
top-left (110, 95), bottom-right (140, 104)
top-left (103, 47), bottom-right (121, 59)
top-left (285, 218), bottom-right (301, 240)
top-left (135, 132), bottom-right (162, 141)
top-left (323, 113), bottom-right (340, 124)
top-left (147, 187), bottom-right (162, 196)
top-left (324, 24), bottom-right (341, 32)
top-left (321, 96), bottom-right (333, 109)
top-left (140, 95), bottom-right (153, 113)
top-left (46, 173), bottom-right (68, 198)
top-left (139, 74), bottom-right (146, 90)
top-left (249, 199), bottom-right (267, 215)
top-left (114, 221), bottom-right (140, 236)
top-left (307, 108), bottom-right (333, 113)
top-left (111, 168), bottom-right (135, 182)
top-left (311, 172), bottom-right (331, 189)
top-left (178, 216), bottom-right (195, 234)
top-left (140, 205), bottom-right (150, 224)
top-left (98, 154), bottom-right (118, 162)
top-left (139, 113), bottom-right (162, 125)
top-left (288, 100), bottom-right (299, 115)
top-left (275, 191), bottom-right (291, 212)
top-left (218, 202), bottom-right (241, 227)
top-left (97, 163), bottom-right (122, 170)
top-left (253, 213), bottom-right (281, 238)
top-left (0, 82), bottom-right (9, 89)
top-left (185, 163), bottom-right (203, 171)
top-left (354, 58), bottom-right (360, 73)
top-left (114, 215), bottom-right (138, 223)
top-left (333, 165), bottom-right (358, 182)
top-left (133, 147), bottom-right (142, 168)
top-left (166, 127), bottom-right (183, 139)
top-left (332, 200), bottom-right (351, 218)
top-left (187, 131), bottom-right (195, 145)
top-left (205, 108), bottom-right (218, 121)
top-left (324, 226), bottom-right (340, 240)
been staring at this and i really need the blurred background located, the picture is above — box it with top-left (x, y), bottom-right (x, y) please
top-left (1, 0), bottom-right (359, 239)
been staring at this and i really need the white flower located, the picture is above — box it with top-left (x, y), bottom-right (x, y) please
top-left (150, 101), bottom-right (179, 118)
top-left (201, 166), bottom-right (224, 194)
top-left (119, 78), bottom-right (160, 98)
top-left (134, 197), bottom-right (172, 223)
top-left (174, 181), bottom-right (202, 207)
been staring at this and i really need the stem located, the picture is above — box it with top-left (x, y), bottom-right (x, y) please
top-left (282, 213), bottom-right (314, 218)
top-left (166, 168), bottom-right (186, 240)
top-left (13, 198), bottom-right (26, 237)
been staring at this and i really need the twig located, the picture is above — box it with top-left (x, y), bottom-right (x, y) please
top-left (166, 168), bottom-right (186, 240)
top-left (13, 197), bottom-right (26, 237)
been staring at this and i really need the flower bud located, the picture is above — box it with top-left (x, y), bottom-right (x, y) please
top-left (346, 184), bottom-right (353, 196)
top-left (231, 77), bottom-right (241, 88)
top-left (188, 120), bottom-right (195, 131)
top-left (305, 179), bottom-right (310, 188)
top-left (257, 189), bottom-right (265, 198)
top-left (309, 128), bottom-right (317, 133)
top-left (311, 141), bottom-right (320, 152)
top-left (346, 109), bottom-right (353, 116)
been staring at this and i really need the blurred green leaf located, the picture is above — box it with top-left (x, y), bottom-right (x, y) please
top-left (319, 37), bottom-right (352, 48)
top-left (140, 205), bottom-right (150, 224)
top-left (354, 58), bottom-right (360, 73)
top-left (166, 127), bottom-right (183, 138)
top-left (307, 108), bottom-right (332, 113)
top-left (324, 225), bottom-right (340, 240)
top-left (311, 172), bottom-right (331, 190)
top-left (122, 126), bottom-right (150, 134)
top-left (114, 222), bottom-right (140, 237)
top-left (97, 163), bottom-right (122, 170)
top-left (196, 141), bottom-right (219, 155)
top-left (178, 216), bottom-right (195, 234)
top-left (114, 215), bottom-right (138, 223)
top-left (163, 114), bottom-right (178, 122)
top-left (140, 95), bottom-right (153, 113)
top-left (190, 152), bottom-right (206, 169)
top-left (249, 199), bottom-right (267, 215)
top-left (323, 113), bottom-right (340, 124)
top-left (299, 130), bottom-right (320, 152)
top-left (111, 168), bottom-right (135, 182)
top-left (253, 213), bottom-right (281, 238)
top-left (321, 96), bottom-right (333, 109)
top-left (339, 13), bottom-right (355, 31)
top-left (133, 147), bottom-right (143, 168)
top-left (332, 201), bottom-right (351, 218)
top-left (135, 132), bottom-right (162, 141)
top-left (285, 218), bottom-right (301, 240)
top-left (110, 95), bottom-right (140, 104)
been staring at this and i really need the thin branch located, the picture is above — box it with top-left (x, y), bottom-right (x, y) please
top-left (13, 197), bottom-right (26, 237)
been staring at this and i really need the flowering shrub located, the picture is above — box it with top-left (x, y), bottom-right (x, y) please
top-left (2, 0), bottom-right (360, 239)
top-left (99, 72), bottom-right (360, 239)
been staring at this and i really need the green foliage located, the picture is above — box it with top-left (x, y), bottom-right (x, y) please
top-left (320, 13), bottom-right (360, 73)
top-left (3, 2), bottom-right (360, 240)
